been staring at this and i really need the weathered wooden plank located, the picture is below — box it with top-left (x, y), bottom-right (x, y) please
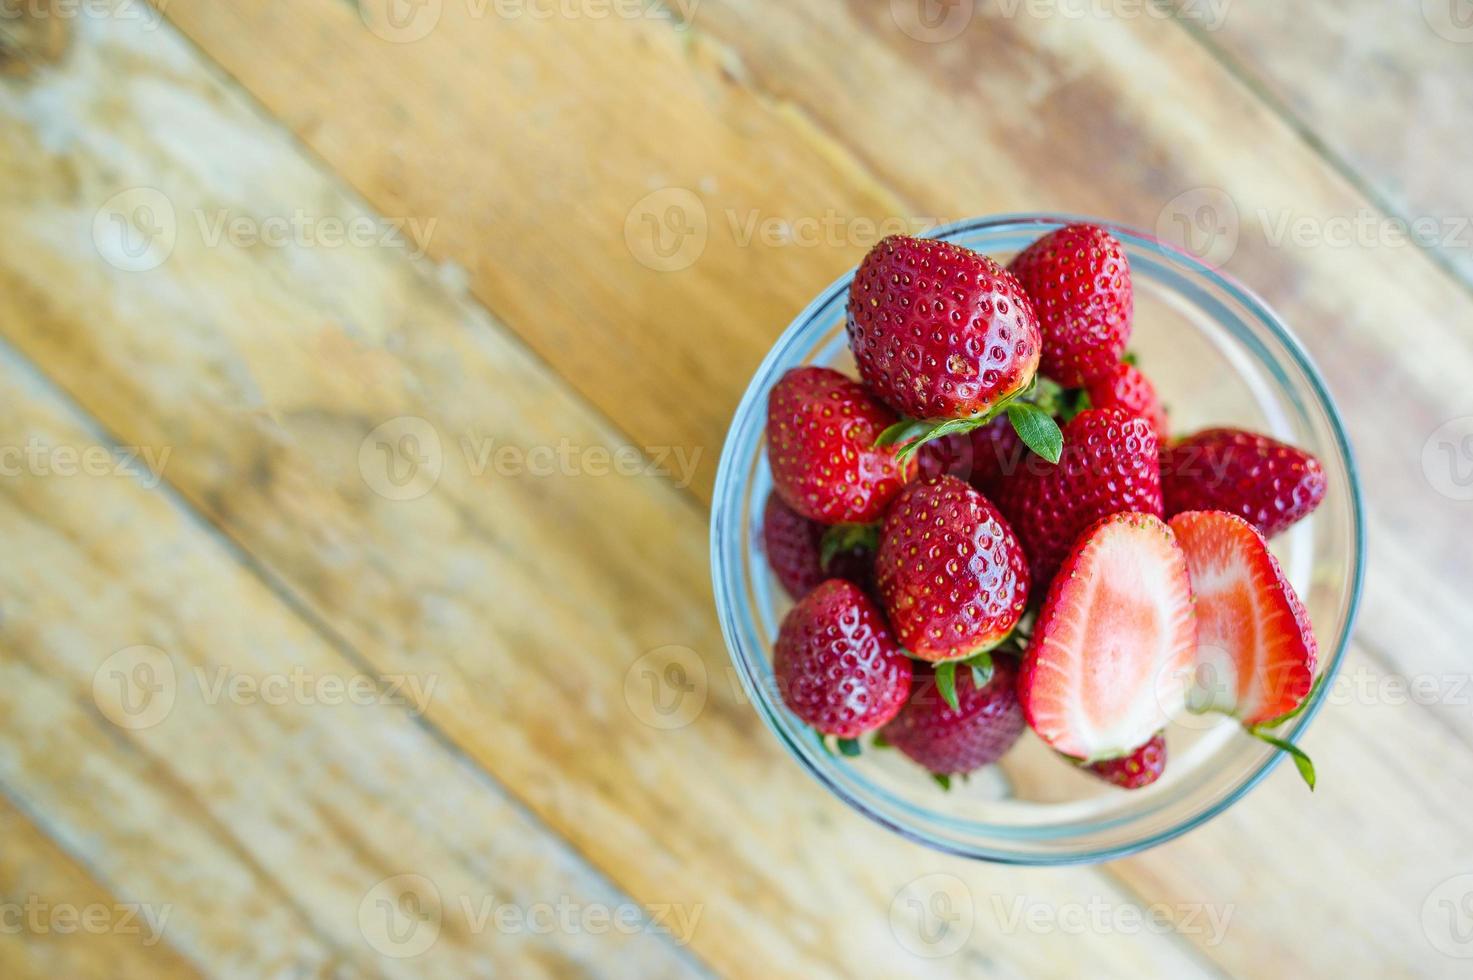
top-left (0, 16), bottom-right (1220, 980)
top-left (0, 797), bottom-right (201, 980)
top-left (1178, 0), bottom-right (1473, 285)
top-left (0, 350), bottom-right (704, 978)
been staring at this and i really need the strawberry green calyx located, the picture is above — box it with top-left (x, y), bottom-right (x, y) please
top-left (1248, 731), bottom-right (1316, 790)
top-left (932, 651), bottom-right (998, 712)
top-left (818, 522), bottom-right (880, 568)
top-left (874, 378), bottom-right (1064, 466)
top-left (1244, 672), bottom-right (1325, 791)
top-left (932, 773), bottom-right (952, 791)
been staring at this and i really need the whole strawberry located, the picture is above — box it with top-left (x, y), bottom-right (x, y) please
top-left (876, 475), bottom-right (1030, 662)
top-left (1082, 732), bottom-right (1167, 790)
top-left (767, 366), bottom-right (915, 524)
top-left (1085, 361), bottom-right (1168, 439)
top-left (1009, 223), bottom-right (1133, 387)
top-left (1161, 429), bottom-right (1327, 538)
top-left (773, 580), bottom-right (912, 738)
top-left (847, 235), bottom-right (1041, 421)
top-left (761, 494), bottom-right (875, 600)
top-left (882, 654), bottom-right (1025, 777)
top-left (994, 408), bottom-right (1163, 587)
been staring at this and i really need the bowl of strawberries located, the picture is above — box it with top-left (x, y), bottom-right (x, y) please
top-left (711, 214), bottom-right (1364, 863)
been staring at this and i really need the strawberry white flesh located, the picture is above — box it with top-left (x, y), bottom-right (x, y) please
top-left (1169, 510), bottom-right (1316, 726)
top-left (1019, 513), bottom-right (1196, 761)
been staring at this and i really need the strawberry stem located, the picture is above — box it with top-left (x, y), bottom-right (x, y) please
top-left (873, 377), bottom-right (1066, 465)
top-left (1248, 730), bottom-right (1316, 790)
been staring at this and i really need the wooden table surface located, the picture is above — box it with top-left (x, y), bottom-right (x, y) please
top-left (2, 2), bottom-right (1472, 977)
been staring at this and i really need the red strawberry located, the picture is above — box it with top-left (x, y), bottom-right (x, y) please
top-left (1009, 223), bottom-right (1133, 387)
top-left (766, 366), bottom-right (915, 524)
top-left (1018, 512), bottom-right (1196, 761)
top-left (882, 655), bottom-right (1025, 776)
top-left (916, 416), bottom-right (1028, 500)
top-left (1082, 732), bottom-right (1167, 790)
top-left (761, 493), bottom-right (875, 600)
top-left (876, 475), bottom-right (1030, 662)
top-left (994, 408), bottom-right (1163, 587)
top-left (1168, 511), bottom-right (1317, 727)
top-left (1161, 429), bottom-right (1327, 538)
top-left (773, 579), bottom-right (912, 738)
top-left (1085, 361), bottom-right (1168, 439)
top-left (847, 235), bottom-right (1041, 421)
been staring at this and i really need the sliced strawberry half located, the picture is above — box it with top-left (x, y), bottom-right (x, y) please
top-left (1168, 510), bottom-right (1317, 727)
top-left (1018, 512), bottom-right (1196, 761)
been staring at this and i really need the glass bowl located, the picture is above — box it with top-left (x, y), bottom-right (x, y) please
top-left (710, 214), bottom-right (1364, 864)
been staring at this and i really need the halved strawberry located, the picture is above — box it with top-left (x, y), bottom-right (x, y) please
top-left (1168, 511), bottom-right (1317, 727)
top-left (1018, 512), bottom-right (1196, 761)
top-left (1081, 732), bottom-right (1166, 790)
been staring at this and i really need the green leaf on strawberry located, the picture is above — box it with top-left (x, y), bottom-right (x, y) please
top-left (934, 660), bottom-right (961, 712)
top-left (1005, 401), bottom-right (1064, 465)
top-left (932, 773), bottom-right (952, 791)
top-left (836, 737), bottom-right (862, 757)
top-left (818, 522), bottom-right (880, 568)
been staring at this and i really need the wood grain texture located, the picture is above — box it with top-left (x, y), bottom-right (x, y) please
top-left (0, 798), bottom-right (200, 979)
top-left (1181, 0), bottom-right (1473, 285)
top-left (0, 349), bottom-right (704, 978)
top-left (1, 3), bottom-right (1470, 978)
top-left (0, 16), bottom-right (1218, 980)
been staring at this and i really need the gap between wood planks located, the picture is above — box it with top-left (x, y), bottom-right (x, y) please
top-left (1167, 12), bottom-right (1473, 308)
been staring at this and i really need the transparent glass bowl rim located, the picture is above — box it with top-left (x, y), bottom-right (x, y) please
top-left (709, 212), bottom-right (1366, 864)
